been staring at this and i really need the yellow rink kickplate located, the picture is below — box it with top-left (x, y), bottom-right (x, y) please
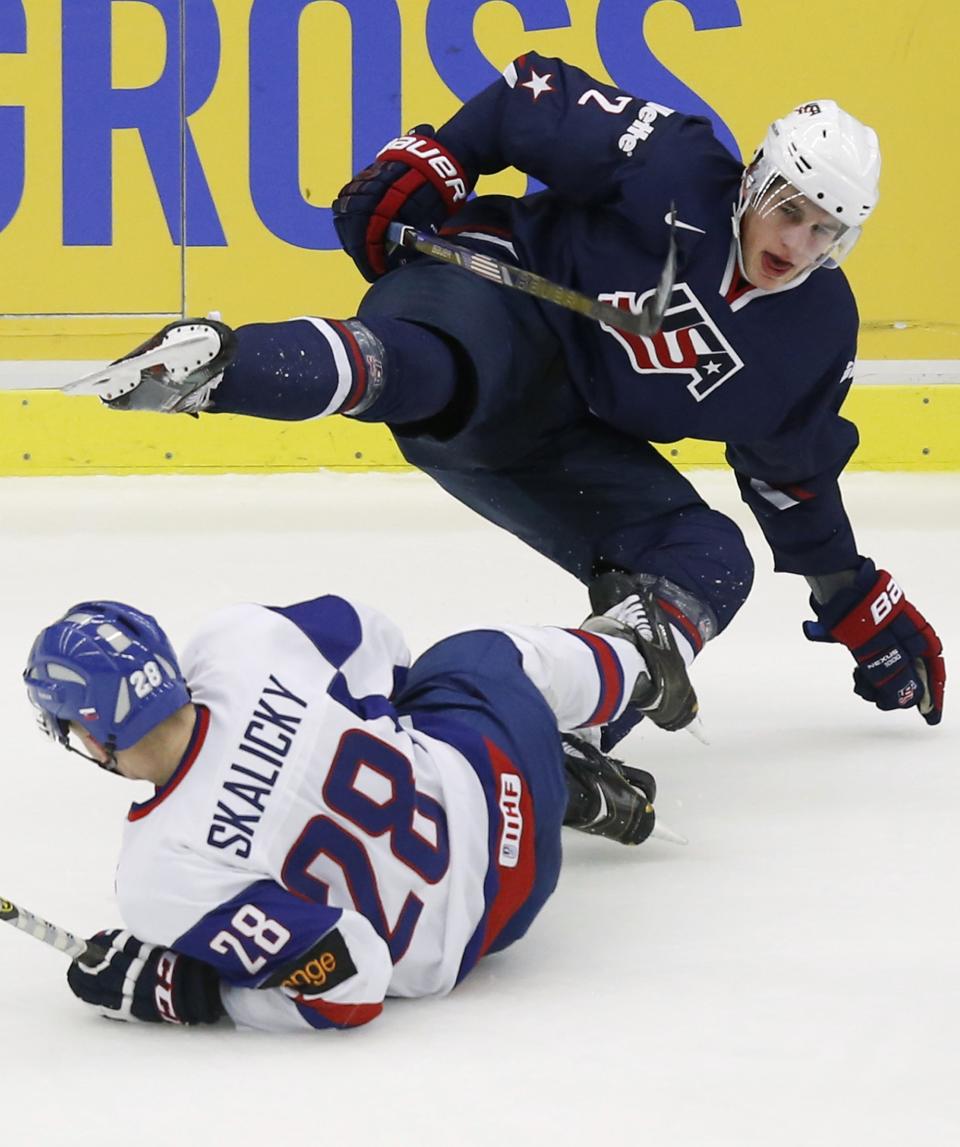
top-left (1, 385), bottom-right (958, 477)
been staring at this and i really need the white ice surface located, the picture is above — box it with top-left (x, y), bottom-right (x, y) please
top-left (1, 470), bottom-right (958, 1146)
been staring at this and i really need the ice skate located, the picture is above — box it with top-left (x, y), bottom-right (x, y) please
top-left (561, 733), bottom-right (656, 845)
top-left (62, 317), bottom-right (237, 414)
top-left (585, 573), bottom-right (700, 732)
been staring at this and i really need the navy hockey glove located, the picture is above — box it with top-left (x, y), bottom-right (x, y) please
top-left (803, 559), bottom-right (945, 725)
top-left (67, 929), bottom-right (224, 1024)
top-left (332, 126), bottom-right (474, 282)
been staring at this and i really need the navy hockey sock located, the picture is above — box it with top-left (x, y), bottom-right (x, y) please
top-left (210, 318), bottom-right (375, 419)
top-left (210, 316), bottom-right (458, 424)
top-left (599, 707), bottom-right (645, 752)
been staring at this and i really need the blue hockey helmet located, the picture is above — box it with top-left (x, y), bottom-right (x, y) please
top-left (23, 601), bottom-right (190, 756)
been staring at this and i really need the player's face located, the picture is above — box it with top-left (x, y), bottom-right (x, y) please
top-left (740, 183), bottom-right (845, 289)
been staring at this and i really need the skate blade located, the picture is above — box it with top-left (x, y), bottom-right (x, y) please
top-left (652, 819), bottom-right (688, 846)
top-left (684, 715), bottom-right (709, 745)
top-left (61, 332), bottom-right (215, 399)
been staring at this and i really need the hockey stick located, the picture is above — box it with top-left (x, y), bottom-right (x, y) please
top-left (0, 895), bottom-right (106, 965)
top-left (386, 208), bottom-right (678, 339)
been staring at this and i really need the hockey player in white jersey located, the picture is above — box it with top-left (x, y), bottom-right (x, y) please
top-left (24, 591), bottom-right (675, 1032)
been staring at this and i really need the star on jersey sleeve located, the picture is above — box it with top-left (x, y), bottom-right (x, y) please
top-left (434, 51), bottom-right (700, 206)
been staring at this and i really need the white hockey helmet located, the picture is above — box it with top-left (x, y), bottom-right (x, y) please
top-left (738, 100), bottom-right (881, 268)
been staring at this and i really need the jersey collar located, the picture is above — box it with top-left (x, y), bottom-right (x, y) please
top-left (127, 704), bottom-right (210, 822)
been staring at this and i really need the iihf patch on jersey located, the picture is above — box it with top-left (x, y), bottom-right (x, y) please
top-left (498, 773), bottom-right (524, 868)
top-left (599, 283), bottom-right (744, 402)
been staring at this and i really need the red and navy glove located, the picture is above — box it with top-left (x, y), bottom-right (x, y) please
top-left (67, 929), bottom-right (224, 1025)
top-left (332, 126), bottom-right (474, 282)
top-left (803, 559), bottom-right (945, 725)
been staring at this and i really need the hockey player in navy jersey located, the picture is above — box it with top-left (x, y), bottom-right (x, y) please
top-left (69, 52), bottom-right (944, 732)
top-left (24, 591), bottom-right (668, 1030)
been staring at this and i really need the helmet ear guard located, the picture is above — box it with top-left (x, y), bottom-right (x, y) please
top-left (23, 600), bottom-right (190, 763)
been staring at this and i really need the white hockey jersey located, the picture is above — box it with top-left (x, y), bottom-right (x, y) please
top-left (114, 596), bottom-right (641, 1031)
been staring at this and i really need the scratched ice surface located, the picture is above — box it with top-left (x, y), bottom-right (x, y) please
top-left (1, 470), bottom-right (957, 1146)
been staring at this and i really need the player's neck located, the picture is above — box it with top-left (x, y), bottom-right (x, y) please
top-left (115, 704), bottom-right (198, 786)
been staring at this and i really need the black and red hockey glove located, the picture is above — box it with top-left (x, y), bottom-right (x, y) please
top-left (67, 929), bottom-right (224, 1025)
top-left (332, 126), bottom-right (474, 282)
top-left (803, 559), bottom-right (945, 725)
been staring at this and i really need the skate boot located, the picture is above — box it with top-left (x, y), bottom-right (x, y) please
top-left (584, 571), bottom-right (705, 732)
top-left (63, 317), bottom-right (237, 414)
top-left (561, 733), bottom-right (657, 845)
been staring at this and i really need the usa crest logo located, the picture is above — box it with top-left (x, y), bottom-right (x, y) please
top-left (599, 282), bottom-right (743, 402)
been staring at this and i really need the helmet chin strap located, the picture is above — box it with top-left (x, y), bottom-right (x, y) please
top-left (66, 740), bottom-right (121, 773)
top-left (53, 718), bottom-right (121, 773)
top-left (731, 201), bottom-right (749, 279)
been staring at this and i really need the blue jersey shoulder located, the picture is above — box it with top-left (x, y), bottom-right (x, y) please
top-left (269, 596), bottom-right (363, 668)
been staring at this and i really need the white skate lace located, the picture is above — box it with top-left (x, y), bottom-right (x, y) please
top-left (603, 594), bottom-right (654, 642)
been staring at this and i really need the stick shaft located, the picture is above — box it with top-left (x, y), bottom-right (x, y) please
top-left (386, 219), bottom-right (676, 338)
top-left (0, 896), bottom-right (105, 963)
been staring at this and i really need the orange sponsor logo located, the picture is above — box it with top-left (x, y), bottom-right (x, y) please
top-left (282, 950), bottom-right (338, 991)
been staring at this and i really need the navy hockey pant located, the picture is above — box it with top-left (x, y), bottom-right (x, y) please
top-left (394, 629), bottom-right (568, 976)
top-left (214, 260), bottom-right (755, 633)
top-left (359, 261), bottom-right (755, 633)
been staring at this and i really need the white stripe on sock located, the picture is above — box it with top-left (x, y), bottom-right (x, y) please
top-left (296, 316), bottom-right (355, 418)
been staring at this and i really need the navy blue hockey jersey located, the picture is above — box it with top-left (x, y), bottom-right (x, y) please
top-left (435, 53), bottom-right (862, 575)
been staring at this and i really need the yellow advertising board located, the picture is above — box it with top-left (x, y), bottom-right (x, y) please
top-left (0, 0), bottom-right (957, 473)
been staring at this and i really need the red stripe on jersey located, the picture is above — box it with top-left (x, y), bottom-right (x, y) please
top-left (566, 629), bottom-right (625, 725)
top-left (128, 705), bottom-right (210, 822)
top-left (783, 483), bottom-right (815, 501)
top-left (329, 320), bottom-right (368, 413)
top-left (478, 737), bottom-right (537, 958)
top-left (724, 268), bottom-right (754, 306)
top-left (296, 996), bottom-right (383, 1029)
top-left (654, 597), bottom-right (704, 654)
